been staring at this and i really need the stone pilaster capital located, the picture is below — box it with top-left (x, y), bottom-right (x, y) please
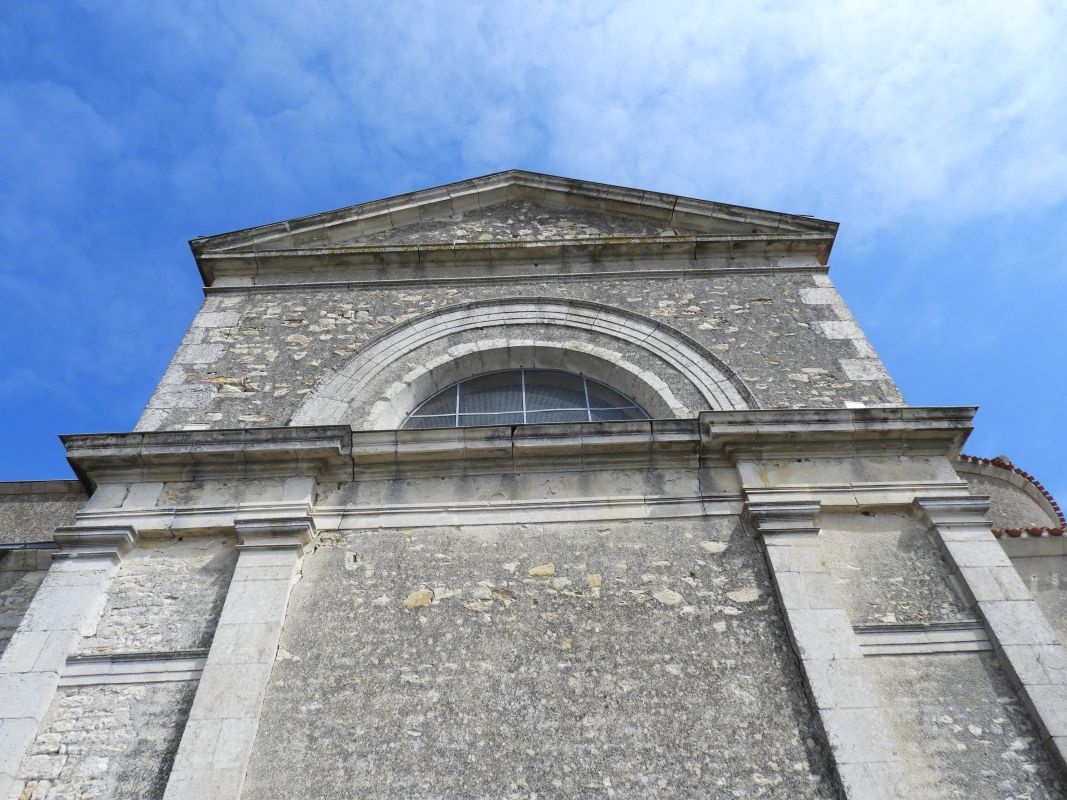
top-left (912, 495), bottom-right (991, 527)
top-left (52, 525), bottom-right (138, 562)
top-left (745, 500), bottom-right (821, 536)
top-left (235, 511), bottom-right (316, 551)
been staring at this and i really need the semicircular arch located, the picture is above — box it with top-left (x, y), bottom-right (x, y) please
top-left (290, 298), bottom-right (755, 428)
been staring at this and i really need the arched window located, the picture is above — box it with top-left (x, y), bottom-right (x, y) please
top-left (402, 369), bottom-right (651, 429)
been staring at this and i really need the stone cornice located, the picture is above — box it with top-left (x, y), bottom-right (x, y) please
top-left (190, 170), bottom-right (839, 287)
top-left (197, 234), bottom-right (836, 287)
top-left (202, 261), bottom-right (830, 295)
top-left (700, 406), bottom-right (975, 461)
top-left (62, 407), bottom-right (976, 490)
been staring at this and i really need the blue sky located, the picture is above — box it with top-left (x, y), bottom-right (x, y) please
top-left (1, 2), bottom-right (1065, 505)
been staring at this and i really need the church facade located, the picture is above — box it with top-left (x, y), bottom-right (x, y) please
top-left (1, 171), bottom-right (1066, 799)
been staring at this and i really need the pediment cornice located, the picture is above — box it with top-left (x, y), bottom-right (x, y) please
top-left (189, 170), bottom-right (839, 286)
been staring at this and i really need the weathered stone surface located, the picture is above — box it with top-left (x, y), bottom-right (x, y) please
top-left (242, 518), bottom-right (837, 799)
top-left (867, 652), bottom-right (1067, 799)
top-left (1013, 555), bottom-right (1067, 646)
top-left (78, 538), bottom-right (237, 655)
top-left (139, 271), bottom-right (902, 432)
top-left (962, 472), bottom-right (1060, 530)
top-left (0, 558), bottom-right (47, 656)
top-left (12, 682), bottom-right (195, 800)
top-left (0, 484), bottom-right (84, 545)
top-left (820, 510), bottom-right (972, 625)
top-left (342, 199), bottom-right (679, 245)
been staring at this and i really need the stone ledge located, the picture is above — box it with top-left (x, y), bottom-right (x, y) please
top-left (60, 650), bottom-right (209, 687)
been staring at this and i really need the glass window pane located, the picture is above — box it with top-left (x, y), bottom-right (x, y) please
top-left (403, 369), bottom-right (650, 429)
top-left (459, 371), bottom-right (523, 414)
top-left (405, 414), bottom-right (456, 429)
top-left (411, 388), bottom-right (456, 416)
top-left (527, 409), bottom-right (590, 424)
top-left (586, 380), bottom-right (635, 409)
top-left (458, 412), bottom-right (524, 426)
top-left (524, 370), bottom-right (587, 411)
top-left (590, 407), bottom-right (647, 422)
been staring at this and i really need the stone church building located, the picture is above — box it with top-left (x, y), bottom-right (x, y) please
top-left (2, 171), bottom-right (1066, 799)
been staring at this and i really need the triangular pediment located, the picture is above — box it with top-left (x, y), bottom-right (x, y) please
top-left (332, 197), bottom-right (694, 246)
top-left (194, 170), bottom-right (837, 254)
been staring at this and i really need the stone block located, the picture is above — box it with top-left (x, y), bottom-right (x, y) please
top-left (821, 708), bottom-right (899, 764)
top-left (171, 719), bottom-right (222, 772)
top-left (207, 622), bottom-right (283, 666)
top-left (231, 547), bottom-right (303, 570)
top-left (217, 580), bottom-right (294, 626)
top-left (187, 662), bottom-right (273, 721)
top-left (0, 631), bottom-right (50, 673)
top-left (0, 718), bottom-right (41, 776)
top-left (0, 672), bottom-right (59, 720)
top-left (804, 657), bottom-right (881, 710)
top-left (944, 540), bottom-right (1012, 569)
top-left (786, 608), bottom-right (862, 660)
top-left (163, 766), bottom-right (244, 800)
top-left (773, 570), bottom-right (841, 610)
top-left (836, 761), bottom-right (908, 800)
top-left (765, 543), bottom-right (827, 575)
top-left (1025, 684), bottom-right (1067, 737)
top-left (957, 565), bottom-right (1030, 603)
top-left (999, 644), bottom-right (1067, 686)
top-left (983, 601), bottom-right (1061, 646)
top-left (214, 718), bottom-right (259, 768)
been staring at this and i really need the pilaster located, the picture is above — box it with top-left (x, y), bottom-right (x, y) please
top-left (0, 526), bottom-right (136, 800)
top-left (747, 502), bottom-right (910, 800)
top-left (915, 496), bottom-right (1067, 770)
top-left (163, 512), bottom-right (315, 800)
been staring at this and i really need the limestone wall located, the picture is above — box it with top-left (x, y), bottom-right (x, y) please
top-left (0, 482), bottom-right (84, 546)
top-left (1011, 552), bottom-right (1067, 647)
top-left (139, 270), bottom-right (901, 431)
top-left (77, 538), bottom-right (237, 655)
top-left (7, 538), bottom-right (236, 800)
top-left (15, 682), bottom-right (195, 800)
top-left (0, 550), bottom-right (51, 657)
top-left (867, 652), bottom-right (1067, 798)
top-left (243, 517), bottom-right (839, 799)
top-left (819, 510), bottom-right (971, 626)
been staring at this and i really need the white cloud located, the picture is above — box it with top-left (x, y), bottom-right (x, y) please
top-left (83, 0), bottom-right (1064, 236)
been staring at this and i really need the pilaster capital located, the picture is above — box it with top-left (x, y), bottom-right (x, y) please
top-left (912, 495), bottom-right (991, 527)
top-left (235, 511), bottom-right (316, 551)
top-left (52, 525), bottom-right (138, 562)
top-left (745, 500), bottom-right (821, 536)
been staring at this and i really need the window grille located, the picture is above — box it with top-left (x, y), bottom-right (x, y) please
top-left (402, 369), bottom-right (650, 429)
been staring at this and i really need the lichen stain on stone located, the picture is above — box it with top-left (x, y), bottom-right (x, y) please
top-left (652, 588), bottom-right (683, 607)
top-left (402, 589), bottom-right (433, 609)
top-left (726, 587), bottom-right (761, 603)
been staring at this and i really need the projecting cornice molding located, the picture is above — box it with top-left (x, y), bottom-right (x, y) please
top-left (701, 406), bottom-right (975, 461)
top-left (190, 170), bottom-right (839, 286)
top-left (62, 407), bottom-right (975, 490)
